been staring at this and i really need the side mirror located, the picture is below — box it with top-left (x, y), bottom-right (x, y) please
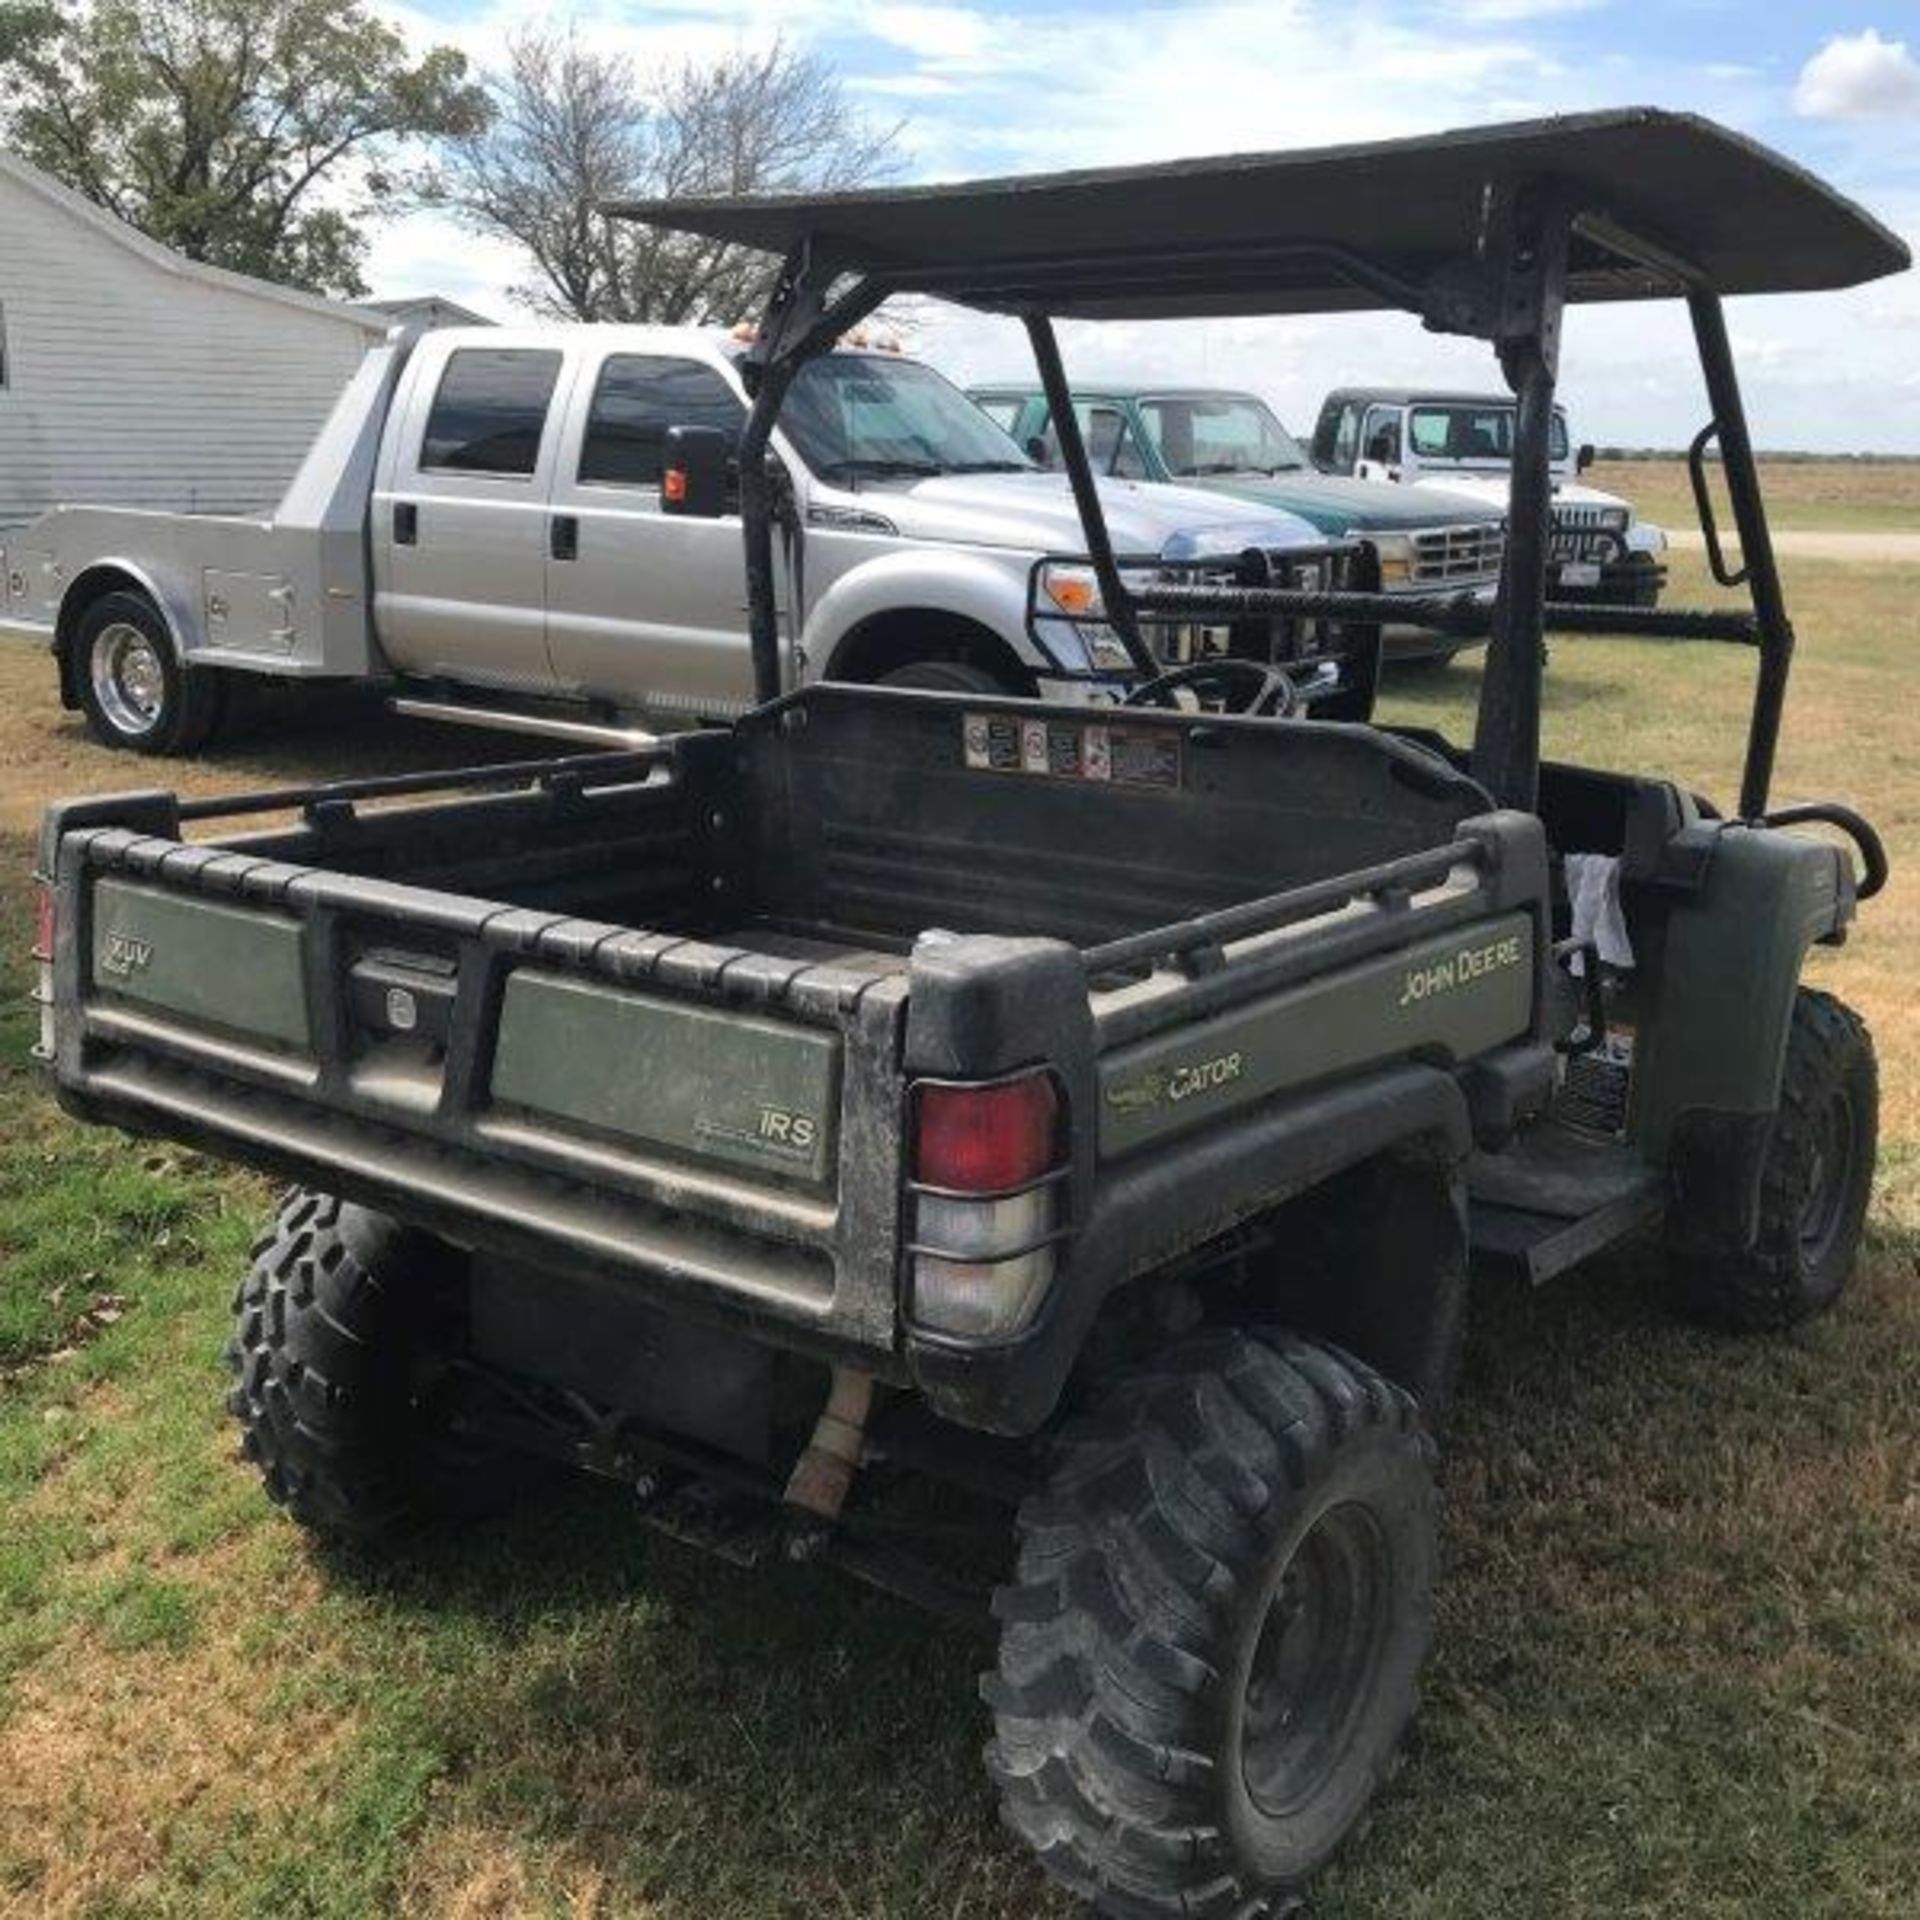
top-left (1025, 434), bottom-right (1052, 468)
top-left (662, 425), bottom-right (733, 518)
top-left (1576, 441), bottom-right (1596, 473)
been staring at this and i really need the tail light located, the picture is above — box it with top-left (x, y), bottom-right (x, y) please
top-left (908, 1070), bottom-right (1067, 1340)
top-left (31, 880), bottom-right (55, 1060)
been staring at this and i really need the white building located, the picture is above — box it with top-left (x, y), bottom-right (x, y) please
top-left (363, 295), bottom-right (497, 331)
top-left (0, 148), bottom-right (389, 527)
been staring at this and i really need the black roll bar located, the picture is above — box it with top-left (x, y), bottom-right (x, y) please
top-left (726, 187), bottom-right (1809, 826)
top-left (1469, 186), bottom-right (1571, 814)
top-left (1116, 583), bottom-right (1761, 643)
top-left (738, 240), bottom-right (890, 705)
top-left (1023, 315), bottom-right (1158, 676)
top-left (1688, 291), bottom-right (1796, 819)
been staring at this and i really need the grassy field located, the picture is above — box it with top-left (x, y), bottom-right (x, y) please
top-left (1592, 457), bottom-right (1920, 536)
top-left (1, 546), bottom-right (1917, 1917)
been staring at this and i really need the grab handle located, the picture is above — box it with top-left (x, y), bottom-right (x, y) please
top-left (1762, 801), bottom-right (1889, 901)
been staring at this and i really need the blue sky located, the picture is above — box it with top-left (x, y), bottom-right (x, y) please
top-left (369, 2), bottom-right (1920, 450)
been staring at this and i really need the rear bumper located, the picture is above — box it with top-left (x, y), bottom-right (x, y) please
top-left (1552, 551), bottom-right (1666, 605)
top-left (56, 1059), bottom-right (911, 1382)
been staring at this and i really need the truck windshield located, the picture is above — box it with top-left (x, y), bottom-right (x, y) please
top-left (1409, 404), bottom-right (1571, 464)
top-left (1138, 394), bottom-right (1309, 477)
top-left (784, 354), bottom-right (1034, 482)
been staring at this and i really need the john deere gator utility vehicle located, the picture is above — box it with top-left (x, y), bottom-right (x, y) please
top-left (35, 109), bottom-right (1904, 1916)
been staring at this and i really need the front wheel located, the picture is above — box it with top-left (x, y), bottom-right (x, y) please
top-left (987, 1331), bottom-right (1435, 1917)
top-left (875, 658), bottom-right (1020, 695)
top-left (71, 590), bottom-right (225, 754)
top-left (1667, 988), bottom-right (1877, 1330)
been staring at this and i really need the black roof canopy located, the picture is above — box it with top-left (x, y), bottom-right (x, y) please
top-left (610, 109), bottom-right (1908, 321)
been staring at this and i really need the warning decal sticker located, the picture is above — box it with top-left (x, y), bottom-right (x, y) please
top-left (963, 712), bottom-right (1181, 791)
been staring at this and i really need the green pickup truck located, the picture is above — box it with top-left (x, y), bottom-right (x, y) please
top-left (970, 383), bottom-right (1506, 658)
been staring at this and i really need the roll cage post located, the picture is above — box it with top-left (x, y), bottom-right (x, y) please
top-left (735, 184), bottom-right (1800, 821)
top-left (1024, 314), bottom-right (1158, 676)
top-left (1463, 184), bottom-right (1572, 814)
top-left (739, 238), bottom-right (890, 705)
top-left (1688, 290), bottom-right (1795, 820)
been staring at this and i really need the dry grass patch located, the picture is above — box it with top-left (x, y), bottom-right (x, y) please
top-left (1594, 457), bottom-right (1920, 535)
top-left (398, 1822), bottom-right (618, 1920)
top-left (1, 547), bottom-right (1917, 1915)
top-left (0, 1541), bottom-right (354, 1918)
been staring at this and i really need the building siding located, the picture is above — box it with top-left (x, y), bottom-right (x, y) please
top-left (0, 159), bottom-right (386, 527)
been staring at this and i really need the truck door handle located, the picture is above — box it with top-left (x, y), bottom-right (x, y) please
top-left (550, 514), bottom-right (579, 562)
top-left (394, 501), bottom-right (418, 546)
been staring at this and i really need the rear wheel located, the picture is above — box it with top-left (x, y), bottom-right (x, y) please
top-left (987, 1331), bottom-right (1435, 1917)
top-left (1668, 989), bottom-right (1877, 1329)
top-left (226, 1190), bottom-right (513, 1540)
top-left (72, 590), bottom-right (225, 754)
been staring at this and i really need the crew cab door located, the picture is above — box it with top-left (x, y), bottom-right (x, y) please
top-left (374, 342), bottom-right (574, 688)
top-left (544, 351), bottom-right (761, 716)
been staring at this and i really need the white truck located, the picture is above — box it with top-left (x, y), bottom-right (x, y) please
top-left (1, 324), bottom-right (1346, 753)
top-left (1310, 387), bottom-right (1667, 606)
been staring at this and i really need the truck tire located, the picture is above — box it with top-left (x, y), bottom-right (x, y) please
top-left (72, 590), bottom-right (225, 755)
top-left (986, 1331), bottom-right (1435, 1918)
top-left (1623, 554), bottom-right (1662, 610)
top-left (877, 658), bottom-right (1018, 695)
top-left (1668, 988), bottom-right (1877, 1330)
top-left (226, 1190), bottom-right (510, 1541)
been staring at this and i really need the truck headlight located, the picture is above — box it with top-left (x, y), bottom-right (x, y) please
top-left (1601, 506), bottom-right (1630, 533)
top-left (1039, 562), bottom-right (1105, 620)
top-left (1037, 561), bottom-right (1158, 621)
top-left (1035, 562), bottom-right (1156, 672)
top-left (1370, 533), bottom-right (1414, 585)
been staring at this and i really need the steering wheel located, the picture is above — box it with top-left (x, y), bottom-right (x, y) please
top-left (1121, 657), bottom-right (1299, 718)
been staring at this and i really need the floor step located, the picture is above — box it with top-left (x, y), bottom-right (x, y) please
top-left (1469, 1119), bottom-right (1667, 1284)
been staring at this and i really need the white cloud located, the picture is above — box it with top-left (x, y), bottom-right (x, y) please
top-left (354, 0), bottom-right (1920, 449)
top-left (1793, 29), bottom-right (1920, 120)
top-left (865, 5), bottom-right (993, 62)
top-left (1447, 0), bottom-right (1607, 20)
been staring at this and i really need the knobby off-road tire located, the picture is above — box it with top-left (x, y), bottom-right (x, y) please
top-left (226, 1189), bottom-right (512, 1540)
top-left (987, 1332), bottom-right (1436, 1918)
top-left (72, 590), bottom-right (226, 755)
top-left (1669, 988), bottom-right (1878, 1331)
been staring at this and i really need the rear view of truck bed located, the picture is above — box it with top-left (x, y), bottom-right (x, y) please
top-left (39, 686), bottom-right (1547, 1425)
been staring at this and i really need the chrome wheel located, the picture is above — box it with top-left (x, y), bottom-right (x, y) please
top-left (90, 621), bottom-right (168, 737)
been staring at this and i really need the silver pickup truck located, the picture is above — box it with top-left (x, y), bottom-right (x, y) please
top-left (1, 324), bottom-right (1345, 753)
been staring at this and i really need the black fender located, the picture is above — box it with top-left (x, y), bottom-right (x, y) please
top-left (907, 1060), bottom-right (1472, 1434)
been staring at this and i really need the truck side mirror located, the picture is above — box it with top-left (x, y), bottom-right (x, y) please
top-left (1577, 441), bottom-right (1596, 473)
top-left (662, 426), bottom-right (733, 518)
top-left (1025, 434), bottom-right (1052, 468)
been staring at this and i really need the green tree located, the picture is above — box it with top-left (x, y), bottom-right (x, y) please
top-left (0, 0), bottom-right (489, 298)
